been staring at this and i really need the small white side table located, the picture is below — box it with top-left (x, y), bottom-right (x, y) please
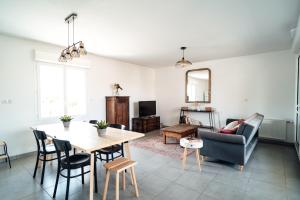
top-left (180, 137), bottom-right (203, 171)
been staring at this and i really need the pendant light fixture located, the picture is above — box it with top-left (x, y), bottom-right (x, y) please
top-left (59, 13), bottom-right (87, 62)
top-left (175, 47), bottom-right (192, 68)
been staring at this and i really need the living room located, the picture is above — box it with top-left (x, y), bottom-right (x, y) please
top-left (0, 0), bottom-right (300, 200)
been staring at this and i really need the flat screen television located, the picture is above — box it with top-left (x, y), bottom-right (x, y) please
top-left (139, 101), bottom-right (156, 117)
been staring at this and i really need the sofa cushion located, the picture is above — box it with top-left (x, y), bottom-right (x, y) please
top-left (236, 122), bottom-right (254, 141)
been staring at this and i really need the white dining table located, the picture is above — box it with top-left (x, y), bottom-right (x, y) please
top-left (31, 121), bottom-right (144, 200)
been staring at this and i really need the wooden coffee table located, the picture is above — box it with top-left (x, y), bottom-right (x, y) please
top-left (162, 124), bottom-right (199, 144)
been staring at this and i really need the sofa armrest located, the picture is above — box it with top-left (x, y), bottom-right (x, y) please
top-left (198, 130), bottom-right (246, 145)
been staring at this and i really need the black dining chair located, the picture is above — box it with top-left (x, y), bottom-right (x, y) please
top-left (89, 120), bottom-right (98, 124)
top-left (33, 130), bottom-right (58, 185)
top-left (52, 138), bottom-right (98, 200)
top-left (0, 140), bottom-right (11, 168)
top-left (95, 123), bottom-right (126, 163)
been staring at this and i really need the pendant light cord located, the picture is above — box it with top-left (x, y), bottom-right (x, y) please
top-left (67, 21), bottom-right (70, 47)
top-left (73, 16), bottom-right (75, 45)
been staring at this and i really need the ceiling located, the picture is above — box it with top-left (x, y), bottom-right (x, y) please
top-left (0, 0), bottom-right (299, 67)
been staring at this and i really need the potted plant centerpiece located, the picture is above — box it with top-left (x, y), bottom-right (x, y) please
top-left (59, 115), bottom-right (73, 128)
top-left (94, 120), bottom-right (109, 135)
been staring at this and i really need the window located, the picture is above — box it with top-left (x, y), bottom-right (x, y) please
top-left (38, 63), bottom-right (87, 118)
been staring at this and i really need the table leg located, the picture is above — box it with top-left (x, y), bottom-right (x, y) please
top-left (208, 113), bottom-right (212, 131)
top-left (182, 147), bottom-right (187, 170)
top-left (89, 152), bottom-right (94, 200)
top-left (124, 142), bottom-right (131, 160)
top-left (195, 149), bottom-right (201, 171)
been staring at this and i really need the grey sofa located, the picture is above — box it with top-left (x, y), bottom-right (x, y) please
top-left (198, 113), bottom-right (264, 169)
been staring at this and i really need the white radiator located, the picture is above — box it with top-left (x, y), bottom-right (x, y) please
top-left (259, 119), bottom-right (294, 141)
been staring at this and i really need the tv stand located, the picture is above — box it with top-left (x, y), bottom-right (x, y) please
top-left (132, 116), bottom-right (160, 133)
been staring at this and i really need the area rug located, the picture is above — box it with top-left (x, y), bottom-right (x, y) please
top-left (131, 134), bottom-right (195, 160)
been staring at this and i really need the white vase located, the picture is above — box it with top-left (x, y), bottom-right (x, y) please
top-left (97, 128), bottom-right (106, 136)
top-left (63, 121), bottom-right (70, 128)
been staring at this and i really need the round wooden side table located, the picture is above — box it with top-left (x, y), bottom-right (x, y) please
top-left (180, 137), bottom-right (203, 171)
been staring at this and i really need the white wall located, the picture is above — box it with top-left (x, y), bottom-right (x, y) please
top-left (155, 50), bottom-right (296, 130)
top-left (0, 34), bottom-right (155, 156)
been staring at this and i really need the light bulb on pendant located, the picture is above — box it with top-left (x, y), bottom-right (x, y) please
top-left (65, 49), bottom-right (72, 60)
top-left (71, 46), bottom-right (80, 57)
top-left (79, 41), bottom-right (87, 55)
top-left (58, 51), bottom-right (67, 62)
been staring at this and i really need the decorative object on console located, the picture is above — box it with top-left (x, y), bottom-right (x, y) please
top-left (106, 96), bottom-right (129, 129)
top-left (175, 47), bottom-right (192, 68)
top-left (113, 83), bottom-right (123, 96)
top-left (59, 115), bottom-right (73, 128)
top-left (58, 13), bottom-right (87, 62)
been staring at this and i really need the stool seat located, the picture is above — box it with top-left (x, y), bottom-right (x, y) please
top-left (180, 137), bottom-right (203, 149)
top-left (102, 157), bottom-right (139, 200)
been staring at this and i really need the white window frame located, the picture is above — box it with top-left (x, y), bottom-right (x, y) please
top-left (36, 62), bottom-right (88, 119)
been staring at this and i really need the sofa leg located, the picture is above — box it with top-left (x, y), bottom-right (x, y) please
top-left (239, 165), bottom-right (244, 172)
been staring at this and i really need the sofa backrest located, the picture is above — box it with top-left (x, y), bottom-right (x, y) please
top-left (236, 113), bottom-right (264, 143)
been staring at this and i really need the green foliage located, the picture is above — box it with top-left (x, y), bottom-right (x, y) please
top-left (94, 120), bottom-right (109, 129)
top-left (59, 115), bottom-right (73, 122)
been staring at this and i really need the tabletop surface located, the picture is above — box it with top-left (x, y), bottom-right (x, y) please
top-left (32, 122), bottom-right (145, 153)
top-left (162, 124), bottom-right (199, 133)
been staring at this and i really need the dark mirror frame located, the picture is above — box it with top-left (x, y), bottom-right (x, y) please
top-left (185, 68), bottom-right (211, 103)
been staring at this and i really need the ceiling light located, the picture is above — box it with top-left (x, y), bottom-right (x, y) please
top-left (175, 47), bottom-right (192, 68)
top-left (59, 13), bottom-right (87, 62)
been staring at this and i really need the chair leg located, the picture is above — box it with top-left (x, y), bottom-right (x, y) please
top-left (33, 152), bottom-right (40, 178)
top-left (115, 172), bottom-right (119, 200)
top-left (122, 171), bottom-right (126, 191)
top-left (111, 152), bottom-right (114, 161)
top-left (102, 171), bottom-right (110, 200)
top-left (40, 155), bottom-right (46, 185)
top-left (65, 169), bottom-right (71, 200)
top-left (7, 154), bottom-right (11, 168)
top-left (106, 154), bottom-right (109, 163)
top-left (131, 167), bottom-right (139, 197)
top-left (94, 154), bottom-right (98, 193)
top-left (53, 163), bottom-right (60, 198)
top-left (81, 167), bottom-right (85, 184)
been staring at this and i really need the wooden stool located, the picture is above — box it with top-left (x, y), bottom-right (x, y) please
top-left (102, 157), bottom-right (139, 200)
top-left (180, 137), bottom-right (203, 171)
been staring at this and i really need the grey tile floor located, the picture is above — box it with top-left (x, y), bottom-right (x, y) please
top-left (0, 141), bottom-right (300, 200)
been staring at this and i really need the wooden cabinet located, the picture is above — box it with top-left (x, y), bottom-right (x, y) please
top-left (132, 116), bottom-right (160, 133)
top-left (106, 96), bottom-right (129, 129)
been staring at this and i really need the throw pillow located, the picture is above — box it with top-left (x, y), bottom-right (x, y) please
top-left (219, 128), bottom-right (237, 134)
top-left (224, 120), bottom-right (239, 130)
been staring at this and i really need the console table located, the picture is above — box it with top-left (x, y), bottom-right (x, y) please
top-left (132, 116), bottom-right (160, 133)
top-left (180, 108), bottom-right (215, 131)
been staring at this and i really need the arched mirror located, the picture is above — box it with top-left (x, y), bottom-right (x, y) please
top-left (185, 68), bottom-right (211, 103)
